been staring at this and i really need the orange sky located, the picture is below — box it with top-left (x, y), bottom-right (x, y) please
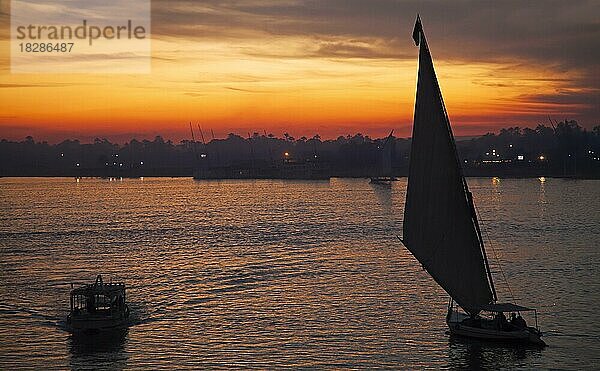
top-left (0, 1), bottom-right (598, 143)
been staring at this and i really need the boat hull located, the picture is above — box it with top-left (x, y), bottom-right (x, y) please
top-left (67, 307), bottom-right (130, 332)
top-left (68, 316), bottom-right (129, 332)
top-left (369, 176), bottom-right (399, 183)
top-left (447, 320), bottom-right (545, 346)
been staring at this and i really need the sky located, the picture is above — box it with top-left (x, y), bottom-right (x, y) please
top-left (0, 0), bottom-right (598, 143)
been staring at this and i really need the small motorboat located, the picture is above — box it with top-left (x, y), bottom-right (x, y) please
top-left (67, 275), bottom-right (129, 332)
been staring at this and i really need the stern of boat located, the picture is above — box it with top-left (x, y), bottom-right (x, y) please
top-left (526, 327), bottom-right (546, 346)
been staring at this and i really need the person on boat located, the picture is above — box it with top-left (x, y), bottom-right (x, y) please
top-left (510, 313), bottom-right (517, 329)
top-left (496, 312), bottom-right (508, 330)
top-left (514, 314), bottom-right (527, 329)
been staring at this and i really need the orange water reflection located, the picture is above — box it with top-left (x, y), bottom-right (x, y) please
top-left (0, 177), bottom-right (598, 368)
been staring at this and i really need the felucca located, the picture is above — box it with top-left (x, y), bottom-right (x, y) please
top-left (370, 130), bottom-right (398, 184)
top-left (400, 15), bottom-right (545, 346)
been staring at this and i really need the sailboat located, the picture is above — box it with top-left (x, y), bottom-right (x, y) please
top-left (370, 130), bottom-right (398, 184)
top-left (400, 15), bottom-right (545, 346)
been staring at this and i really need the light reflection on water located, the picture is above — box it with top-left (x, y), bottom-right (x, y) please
top-left (0, 177), bottom-right (599, 369)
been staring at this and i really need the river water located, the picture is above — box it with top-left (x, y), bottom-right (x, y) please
top-left (0, 177), bottom-right (598, 369)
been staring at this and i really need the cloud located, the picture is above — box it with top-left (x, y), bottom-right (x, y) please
top-left (517, 89), bottom-right (599, 122)
top-left (151, 0), bottom-right (599, 66)
top-left (225, 86), bottom-right (278, 93)
top-left (312, 39), bottom-right (406, 59)
top-left (150, 0), bottom-right (599, 125)
top-left (521, 89), bottom-right (599, 105)
top-left (0, 83), bottom-right (73, 88)
top-left (5, 1), bottom-right (598, 79)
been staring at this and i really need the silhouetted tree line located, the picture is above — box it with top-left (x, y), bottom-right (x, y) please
top-left (458, 120), bottom-right (600, 177)
top-left (1, 120), bottom-right (599, 178)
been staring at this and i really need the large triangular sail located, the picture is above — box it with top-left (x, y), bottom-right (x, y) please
top-left (402, 16), bottom-right (495, 314)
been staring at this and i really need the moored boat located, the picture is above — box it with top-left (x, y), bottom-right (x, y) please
top-left (399, 15), bottom-right (545, 346)
top-left (67, 275), bottom-right (129, 332)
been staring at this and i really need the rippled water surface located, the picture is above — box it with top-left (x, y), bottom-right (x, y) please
top-left (1, 177), bottom-right (599, 369)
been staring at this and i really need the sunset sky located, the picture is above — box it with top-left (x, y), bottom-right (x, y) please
top-left (0, 0), bottom-right (598, 143)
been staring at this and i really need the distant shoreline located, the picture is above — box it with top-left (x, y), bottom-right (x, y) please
top-left (3, 121), bottom-right (599, 179)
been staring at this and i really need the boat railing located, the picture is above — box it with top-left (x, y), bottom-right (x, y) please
top-left (448, 300), bottom-right (541, 332)
top-left (69, 275), bottom-right (127, 316)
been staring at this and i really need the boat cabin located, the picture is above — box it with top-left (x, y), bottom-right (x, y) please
top-left (479, 303), bottom-right (540, 331)
top-left (448, 301), bottom-right (541, 334)
top-left (69, 275), bottom-right (127, 318)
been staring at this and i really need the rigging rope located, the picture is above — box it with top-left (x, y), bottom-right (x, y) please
top-left (473, 204), bottom-right (516, 304)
